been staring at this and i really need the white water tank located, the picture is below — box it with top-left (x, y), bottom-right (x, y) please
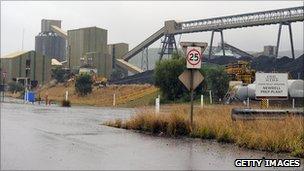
top-left (288, 80), bottom-right (304, 98)
top-left (234, 79), bottom-right (304, 100)
top-left (235, 84), bottom-right (256, 100)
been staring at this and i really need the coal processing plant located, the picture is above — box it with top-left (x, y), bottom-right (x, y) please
top-left (35, 19), bottom-right (66, 62)
top-left (0, 19), bottom-right (140, 87)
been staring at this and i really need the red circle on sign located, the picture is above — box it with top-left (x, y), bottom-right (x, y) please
top-left (186, 49), bottom-right (201, 66)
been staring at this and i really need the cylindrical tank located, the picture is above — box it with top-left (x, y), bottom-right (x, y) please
top-left (288, 80), bottom-right (304, 98)
top-left (234, 79), bottom-right (304, 99)
top-left (235, 84), bottom-right (255, 100)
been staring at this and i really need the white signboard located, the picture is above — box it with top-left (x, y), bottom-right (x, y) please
top-left (255, 73), bottom-right (288, 99)
top-left (186, 47), bottom-right (202, 69)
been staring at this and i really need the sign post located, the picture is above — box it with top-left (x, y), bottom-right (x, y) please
top-left (179, 42), bottom-right (208, 128)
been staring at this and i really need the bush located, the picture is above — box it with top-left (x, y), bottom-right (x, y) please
top-left (202, 67), bottom-right (229, 101)
top-left (75, 74), bottom-right (93, 96)
top-left (154, 53), bottom-right (186, 101)
top-left (61, 99), bottom-right (71, 107)
top-left (8, 82), bottom-right (24, 93)
top-left (52, 68), bottom-right (70, 83)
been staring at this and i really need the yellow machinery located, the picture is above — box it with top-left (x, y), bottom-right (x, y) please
top-left (92, 74), bottom-right (107, 87)
top-left (225, 61), bottom-right (255, 85)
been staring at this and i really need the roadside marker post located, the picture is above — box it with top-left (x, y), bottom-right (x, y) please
top-left (65, 91), bottom-right (69, 101)
top-left (179, 42), bottom-right (208, 128)
top-left (209, 90), bottom-right (212, 104)
top-left (113, 94), bottom-right (116, 106)
top-left (155, 95), bottom-right (160, 113)
top-left (201, 95), bottom-right (204, 108)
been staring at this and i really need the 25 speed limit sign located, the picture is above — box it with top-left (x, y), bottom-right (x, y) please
top-left (186, 47), bottom-right (202, 69)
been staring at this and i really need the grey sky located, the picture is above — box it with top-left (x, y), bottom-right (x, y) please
top-left (1, 1), bottom-right (303, 56)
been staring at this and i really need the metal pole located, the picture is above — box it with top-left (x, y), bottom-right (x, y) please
top-left (246, 86), bottom-right (249, 108)
top-left (2, 78), bottom-right (5, 102)
top-left (190, 69), bottom-right (194, 128)
top-left (220, 30), bottom-right (225, 56)
top-left (288, 23), bottom-right (295, 60)
top-left (292, 98), bottom-right (295, 108)
top-left (276, 24), bottom-right (282, 59)
top-left (208, 31), bottom-right (215, 60)
top-left (146, 47), bottom-right (149, 70)
top-left (209, 90), bottom-right (212, 104)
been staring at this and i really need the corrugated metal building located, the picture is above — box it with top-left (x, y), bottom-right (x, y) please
top-left (67, 26), bottom-right (112, 78)
top-left (35, 19), bottom-right (66, 62)
top-left (41, 19), bottom-right (61, 32)
top-left (0, 51), bottom-right (51, 85)
top-left (108, 43), bottom-right (129, 78)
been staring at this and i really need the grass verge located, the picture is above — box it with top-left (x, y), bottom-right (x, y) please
top-left (105, 105), bottom-right (304, 158)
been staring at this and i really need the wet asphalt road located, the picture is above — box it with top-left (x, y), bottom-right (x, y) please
top-left (1, 102), bottom-right (303, 170)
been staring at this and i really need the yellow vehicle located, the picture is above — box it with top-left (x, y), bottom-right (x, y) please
top-left (225, 61), bottom-right (255, 85)
top-left (92, 74), bottom-right (107, 87)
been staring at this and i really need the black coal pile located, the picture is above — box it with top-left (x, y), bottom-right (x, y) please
top-left (208, 54), bottom-right (304, 79)
top-left (208, 56), bottom-right (237, 65)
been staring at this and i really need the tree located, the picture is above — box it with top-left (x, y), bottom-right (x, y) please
top-left (154, 53), bottom-right (204, 101)
top-left (202, 66), bottom-right (229, 101)
top-left (154, 53), bottom-right (229, 102)
top-left (154, 53), bottom-right (186, 101)
top-left (75, 74), bottom-right (93, 96)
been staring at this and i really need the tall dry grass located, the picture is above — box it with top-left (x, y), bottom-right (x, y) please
top-left (38, 83), bottom-right (158, 106)
top-left (105, 105), bottom-right (304, 158)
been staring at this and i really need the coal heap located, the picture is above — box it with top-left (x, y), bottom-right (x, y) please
top-left (208, 54), bottom-right (304, 79)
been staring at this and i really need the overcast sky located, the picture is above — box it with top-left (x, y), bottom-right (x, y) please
top-left (1, 1), bottom-right (303, 56)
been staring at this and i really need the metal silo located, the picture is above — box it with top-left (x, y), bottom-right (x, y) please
top-left (35, 19), bottom-right (66, 62)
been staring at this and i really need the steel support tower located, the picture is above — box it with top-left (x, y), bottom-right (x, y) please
top-left (276, 22), bottom-right (295, 59)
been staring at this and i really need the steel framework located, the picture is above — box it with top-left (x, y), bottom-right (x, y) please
top-left (122, 6), bottom-right (304, 71)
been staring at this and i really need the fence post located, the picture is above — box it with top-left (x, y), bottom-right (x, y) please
top-left (201, 95), bottom-right (204, 108)
top-left (292, 98), bottom-right (295, 108)
top-left (65, 91), bottom-right (69, 101)
top-left (113, 93), bottom-right (116, 106)
top-left (155, 95), bottom-right (160, 113)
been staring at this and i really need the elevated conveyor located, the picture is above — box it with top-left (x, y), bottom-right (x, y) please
top-left (122, 27), bottom-right (165, 61)
top-left (224, 43), bottom-right (254, 58)
top-left (123, 6), bottom-right (303, 61)
top-left (51, 25), bottom-right (68, 39)
top-left (175, 6), bottom-right (304, 34)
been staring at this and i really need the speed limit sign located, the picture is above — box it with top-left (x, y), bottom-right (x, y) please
top-left (186, 47), bottom-right (202, 69)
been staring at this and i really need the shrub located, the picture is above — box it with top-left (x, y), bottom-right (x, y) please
top-left (61, 99), bottom-right (71, 107)
top-left (201, 66), bottom-right (229, 102)
top-left (52, 68), bottom-right (70, 83)
top-left (154, 53), bottom-right (186, 101)
top-left (75, 74), bottom-right (93, 96)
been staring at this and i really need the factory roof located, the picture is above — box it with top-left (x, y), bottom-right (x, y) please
top-left (68, 26), bottom-right (107, 32)
top-left (1, 50), bottom-right (30, 59)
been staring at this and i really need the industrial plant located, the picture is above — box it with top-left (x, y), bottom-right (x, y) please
top-left (0, 19), bottom-right (136, 87)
